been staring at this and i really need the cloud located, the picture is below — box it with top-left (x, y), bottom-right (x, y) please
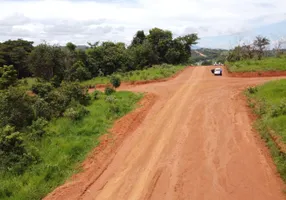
top-left (0, 0), bottom-right (285, 47)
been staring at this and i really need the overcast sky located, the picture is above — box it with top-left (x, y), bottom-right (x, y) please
top-left (0, 0), bottom-right (285, 49)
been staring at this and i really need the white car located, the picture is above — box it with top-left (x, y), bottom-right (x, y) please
top-left (213, 68), bottom-right (222, 76)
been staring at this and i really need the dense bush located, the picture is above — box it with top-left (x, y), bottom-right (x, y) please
top-left (63, 101), bottom-right (90, 121)
top-left (92, 90), bottom-right (101, 100)
top-left (110, 76), bottom-right (121, 88)
top-left (31, 81), bottom-right (54, 97)
top-left (0, 87), bottom-right (35, 130)
top-left (271, 100), bottom-right (286, 117)
top-left (0, 125), bottom-right (38, 173)
top-left (0, 65), bottom-right (18, 89)
top-left (28, 118), bottom-right (49, 140)
top-left (105, 86), bottom-right (115, 95)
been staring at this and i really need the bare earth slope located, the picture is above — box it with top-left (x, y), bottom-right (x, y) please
top-left (45, 66), bottom-right (286, 200)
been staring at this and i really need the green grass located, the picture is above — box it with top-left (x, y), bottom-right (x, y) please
top-left (227, 56), bottom-right (286, 72)
top-left (81, 64), bottom-right (185, 88)
top-left (246, 79), bottom-right (286, 181)
top-left (0, 91), bottom-right (142, 200)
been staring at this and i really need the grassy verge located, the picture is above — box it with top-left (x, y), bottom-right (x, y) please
top-left (245, 79), bottom-right (286, 181)
top-left (227, 56), bottom-right (286, 72)
top-left (81, 64), bottom-right (185, 88)
top-left (0, 91), bottom-right (142, 200)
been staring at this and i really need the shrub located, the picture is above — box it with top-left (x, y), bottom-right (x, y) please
top-left (109, 104), bottom-right (120, 115)
top-left (271, 100), bottom-right (286, 117)
top-left (63, 102), bottom-right (89, 121)
top-left (247, 86), bottom-right (258, 94)
top-left (32, 82), bottom-right (54, 98)
top-left (92, 90), bottom-right (101, 100)
top-left (105, 95), bottom-right (117, 103)
top-left (0, 125), bottom-right (38, 174)
top-left (110, 76), bottom-right (121, 88)
top-left (28, 118), bottom-right (49, 140)
top-left (59, 82), bottom-right (90, 105)
top-left (0, 87), bottom-right (35, 130)
top-left (105, 86), bottom-right (115, 95)
top-left (32, 98), bottom-right (52, 119)
top-left (0, 65), bottom-right (18, 90)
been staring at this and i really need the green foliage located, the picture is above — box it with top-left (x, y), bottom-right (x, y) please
top-left (0, 92), bottom-right (142, 200)
top-left (0, 39), bottom-right (34, 78)
top-left (28, 118), bottom-right (49, 140)
top-left (0, 125), bottom-right (38, 174)
top-left (63, 101), bottom-right (90, 121)
top-left (247, 86), bottom-right (258, 94)
top-left (81, 65), bottom-right (184, 87)
top-left (0, 65), bottom-right (18, 89)
top-left (105, 86), bottom-right (115, 95)
top-left (92, 90), bottom-right (101, 100)
top-left (65, 61), bottom-right (91, 81)
top-left (0, 87), bottom-right (35, 130)
top-left (29, 43), bottom-right (65, 80)
top-left (246, 79), bottom-right (286, 181)
top-left (31, 81), bottom-right (54, 98)
top-left (227, 56), bottom-right (286, 72)
top-left (110, 76), bottom-right (121, 88)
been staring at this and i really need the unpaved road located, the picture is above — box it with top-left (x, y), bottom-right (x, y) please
top-left (45, 66), bottom-right (286, 200)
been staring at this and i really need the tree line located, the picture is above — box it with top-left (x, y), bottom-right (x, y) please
top-left (227, 36), bottom-right (273, 62)
top-left (0, 28), bottom-right (199, 89)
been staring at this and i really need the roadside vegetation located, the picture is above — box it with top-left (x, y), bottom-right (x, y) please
top-left (226, 36), bottom-right (286, 72)
top-left (246, 80), bottom-right (286, 181)
top-left (227, 56), bottom-right (286, 72)
top-left (0, 27), bottom-right (198, 199)
top-left (81, 64), bottom-right (184, 88)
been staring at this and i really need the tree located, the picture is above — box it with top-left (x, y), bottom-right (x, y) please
top-left (177, 33), bottom-right (199, 56)
top-left (128, 40), bottom-right (159, 69)
top-left (29, 43), bottom-right (65, 80)
top-left (131, 30), bottom-right (146, 47)
top-left (147, 28), bottom-right (173, 63)
top-left (253, 36), bottom-right (270, 60)
top-left (86, 42), bottom-right (131, 75)
top-left (0, 87), bottom-right (35, 129)
top-left (66, 42), bottom-right (76, 52)
top-left (0, 39), bottom-right (34, 78)
top-left (110, 76), bottom-right (121, 88)
top-left (65, 61), bottom-right (91, 81)
top-left (0, 65), bottom-right (18, 89)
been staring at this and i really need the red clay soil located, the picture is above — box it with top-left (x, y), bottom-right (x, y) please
top-left (225, 67), bottom-right (286, 77)
top-left (45, 67), bottom-right (286, 200)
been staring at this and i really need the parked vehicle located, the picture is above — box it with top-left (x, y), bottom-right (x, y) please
top-left (212, 68), bottom-right (222, 76)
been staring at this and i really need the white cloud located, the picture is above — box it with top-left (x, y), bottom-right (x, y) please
top-left (0, 0), bottom-right (285, 47)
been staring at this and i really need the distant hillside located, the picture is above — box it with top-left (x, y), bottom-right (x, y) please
top-left (191, 48), bottom-right (229, 64)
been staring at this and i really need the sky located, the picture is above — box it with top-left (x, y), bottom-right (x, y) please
top-left (0, 0), bottom-right (285, 49)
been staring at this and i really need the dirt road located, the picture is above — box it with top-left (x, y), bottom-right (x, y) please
top-left (45, 66), bottom-right (286, 200)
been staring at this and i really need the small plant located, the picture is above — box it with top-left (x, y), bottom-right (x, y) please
top-left (92, 90), bottom-right (101, 100)
top-left (105, 95), bottom-right (116, 103)
top-left (105, 86), bottom-right (115, 95)
top-left (110, 76), bottom-right (121, 89)
top-left (247, 86), bottom-right (258, 94)
top-left (271, 100), bottom-right (286, 117)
